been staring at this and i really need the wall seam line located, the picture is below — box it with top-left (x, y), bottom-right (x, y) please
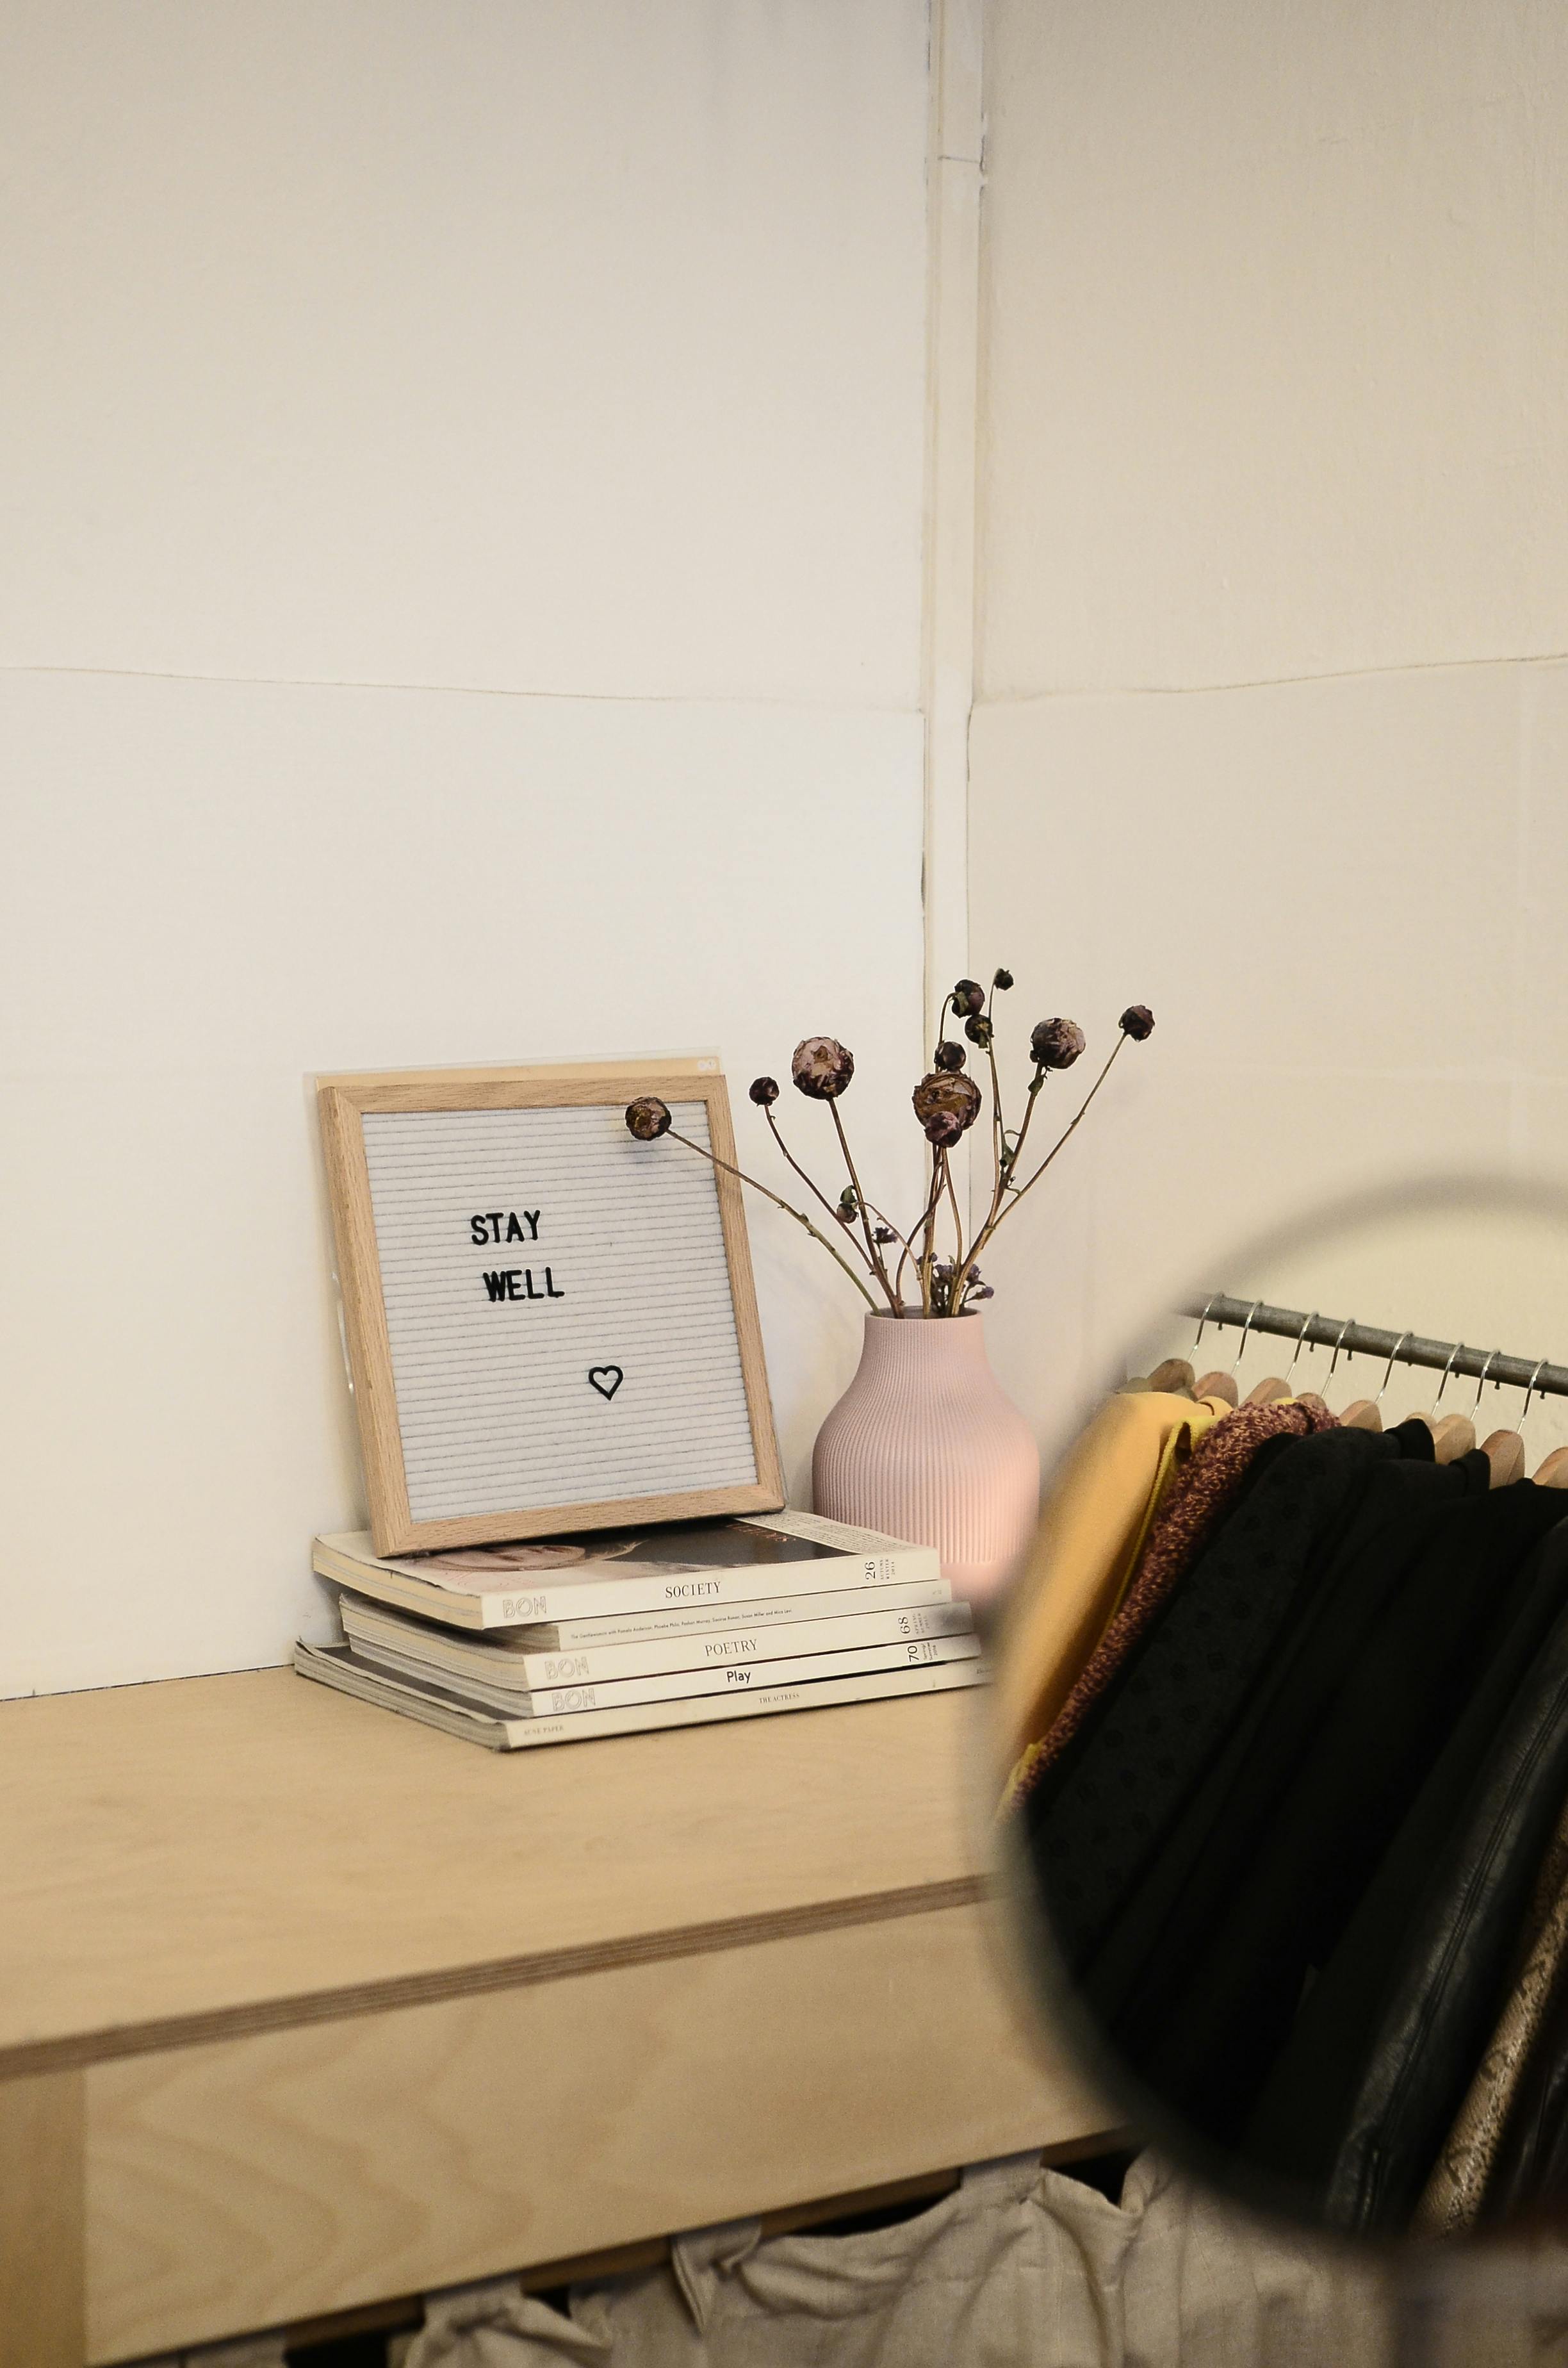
top-left (0, 661), bottom-right (919, 719)
top-left (979, 650), bottom-right (1568, 706)
top-left (920, 0), bottom-right (983, 1051)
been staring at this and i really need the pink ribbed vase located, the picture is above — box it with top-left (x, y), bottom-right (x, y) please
top-left (812, 1311), bottom-right (1041, 1603)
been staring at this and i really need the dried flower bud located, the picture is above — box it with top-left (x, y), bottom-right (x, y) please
top-left (749, 1076), bottom-right (780, 1106)
top-left (1120, 1004), bottom-right (1156, 1042)
top-left (1030, 1017), bottom-right (1086, 1071)
top-left (625, 1096), bottom-right (671, 1141)
top-left (792, 1035), bottom-right (854, 1099)
top-left (837, 1185), bottom-right (860, 1218)
top-left (934, 1040), bottom-right (966, 1072)
top-left (950, 978), bottom-right (986, 1017)
top-left (992, 967), bottom-right (1014, 991)
top-left (912, 1069), bottom-right (983, 1143)
top-left (969, 1283), bottom-right (995, 1301)
top-left (872, 1224), bottom-right (897, 1245)
top-left (964, 1014), bottom-right (993, 1049)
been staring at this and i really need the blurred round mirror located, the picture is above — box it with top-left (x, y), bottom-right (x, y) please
top-left (992, 1174), bottom-right (1568, 2251)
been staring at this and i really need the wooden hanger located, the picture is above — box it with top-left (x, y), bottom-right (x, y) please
top-left (1184, 1300), bottom-right (1224, 1408)
top-left (1462, 1351), bottom-right (1514, 1484)
top-left (1147, 1358), bottom-right (1196, 1397)
top-left (1340, 1330), bottom-right (1410, 1437)
top-left (1205, 1299), bottom-right (1264, 1414)
top-left (1339, 1399), bottom-right (1384, 1431)
top-left (1246, 1308), bottom-right (1316, 1408)
top-left (1188, 1297), bottom-right (1257, 1410)
top-left (1508, 1360), bottom-right (1551, 1482)
top-left (1248, 1309), bottom-right (1335, 1411)
top-left (1483, 1430), bottom-right (1526, 1488)
top-left (1535, 1445), bottom-right (1568, 1486)
top-left (1312, 1313), bottom-right (1359, 1421)
top-left (1421, 1344), bottom-right (1471, 1465)
top-left (1280, 1309), bottom-right (1323, 1407)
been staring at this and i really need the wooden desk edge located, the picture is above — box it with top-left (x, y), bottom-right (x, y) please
top-left (0, 1871), bottom-right (988, 2078)
top-left (72, 1895), bottom-right (1116, 2362)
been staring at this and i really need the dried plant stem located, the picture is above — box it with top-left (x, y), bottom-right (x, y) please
top-left (954, 1032), bottom-right (1130, 1300)
top-left (972, 1003), bottom-right (1018, 1258)
top-left (943, 1156), bottom-right (968, 1310)
top-left (829, 1102), bottom-right (899, 1308)
top-left (860, 1192), bottom-right (914, 1252)
top-left (664, 1128), bottom-right (879, 1310)
top-left (944, 1154), bottom-right (965, 1251)
top-left (968, 1065), bottom-right (1050, 1282)
top-left (764, 1106), bottom-right (875, 1267)
top-left (1006, 1033), bottom-right (1129, 1210)
top-left (984, 1037), bottom-right (1006, 1201)
top-left (894, 1167), bottom-right (947, 1308)
top-left (919, 1152), bottom-right (947, 1316)
top-left (981, 978), bottom-right (1009, 1199)
top-left (1005, 1069), bottom-right (1048, 1187)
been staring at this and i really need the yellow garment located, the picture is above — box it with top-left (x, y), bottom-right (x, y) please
top-left (997, 1390), bottom-right (1227, 1760)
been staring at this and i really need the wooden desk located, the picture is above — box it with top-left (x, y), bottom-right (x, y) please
top-left (0, 1670), bottom-right (1109, 2365)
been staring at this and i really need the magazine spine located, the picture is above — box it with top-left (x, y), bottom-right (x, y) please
top-left (356, 1629), bottom-right (981, 1714)
top-left (347, 1599), bottom-right (972, 1686)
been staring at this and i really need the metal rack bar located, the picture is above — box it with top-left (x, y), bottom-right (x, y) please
top-left (1184, 1294), bottom-right (1568, 1401)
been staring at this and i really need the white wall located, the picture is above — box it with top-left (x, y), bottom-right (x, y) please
top-left (0, 2), bottom-right (933, 1695)
top-left (970, 0), bottom-right (1568, 1446)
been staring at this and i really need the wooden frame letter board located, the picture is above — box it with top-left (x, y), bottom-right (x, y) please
top-left (318, 1062), bottom-right (784, 1555)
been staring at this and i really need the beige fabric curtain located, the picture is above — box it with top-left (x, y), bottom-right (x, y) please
top-left (401, 2152), bottom-right (1392, 2368)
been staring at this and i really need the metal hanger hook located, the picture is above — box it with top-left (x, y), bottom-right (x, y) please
top-left (1321, 1313), bottom-right (1355, 1399)
top-left (1227, 1299), bottom-right (1263, 1377)
top-left (1428, 1340), bottom-right (1463, 1420)
top-left (1470, 1349), bottom-right (1503, 1420)
top-left (1376, 1332), bottom-right (1412, 1410)
top-left (1519, 1358), bottom-right (1549, 1436)
top-left (1285, 1311), bottom-right (1318, 1392)
top-left (1191, 1294), bottom-right (1218, 1358)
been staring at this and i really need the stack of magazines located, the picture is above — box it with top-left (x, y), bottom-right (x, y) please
top-left (295, 1509), bottom-right (981, 1750)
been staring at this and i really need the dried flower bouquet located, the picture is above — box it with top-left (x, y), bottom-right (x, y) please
top-left (626, 972), bottom-right (1154, 1317)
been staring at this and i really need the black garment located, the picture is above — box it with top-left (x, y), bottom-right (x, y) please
top-left (1025, 1421), bottom-right (1417, 1971)
top-left (1312, 1546), bottom-right (1568, 2232)
top-left (1083, 1431), bottom-right (1464, 2038)
top-left (1245, 1518), bottom-right (1568, 2207)
top-left (1484, 1946), bottom-right (1568, 2222)
top-left (1109, 1465), bottom-right (1565, 2150)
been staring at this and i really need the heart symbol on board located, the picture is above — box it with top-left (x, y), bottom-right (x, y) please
top-left (588, 1367), bottom-right (624, 1401)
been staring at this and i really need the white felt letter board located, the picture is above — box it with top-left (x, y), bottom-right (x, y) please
top-left (318, 1064), bottom-right (783, 1554)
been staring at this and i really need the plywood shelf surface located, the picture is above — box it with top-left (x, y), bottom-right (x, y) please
top-left (0, 1667), bottom-right (999, 2073)
top-left (0, 1665), bottom-right (1115, 2364)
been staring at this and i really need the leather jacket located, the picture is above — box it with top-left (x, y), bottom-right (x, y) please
top-left (1324, 1581), bottom-right (1568, 2232)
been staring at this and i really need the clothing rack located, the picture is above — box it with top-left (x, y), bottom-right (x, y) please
top-left (1184, 1294), bottom-right (1568, 1402)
